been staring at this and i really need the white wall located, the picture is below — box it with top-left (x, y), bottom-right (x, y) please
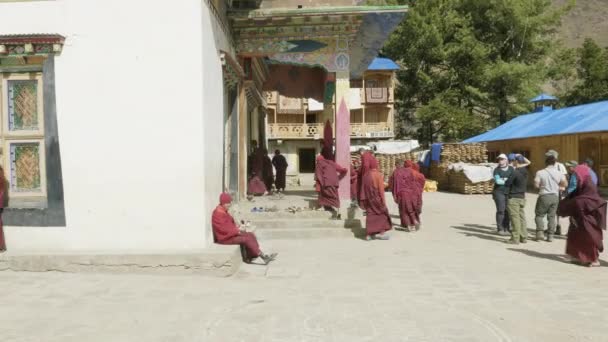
top-left (0, 0), bottom-right (227, 252)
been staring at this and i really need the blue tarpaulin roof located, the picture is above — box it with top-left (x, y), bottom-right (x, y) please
top-left (367, 57), bottom-right (400, 70)
top-left (463, 100), bottom-right (608, 143)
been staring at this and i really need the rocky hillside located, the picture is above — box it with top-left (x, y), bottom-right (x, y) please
top-left (554, 0), bottom-right (608, 47)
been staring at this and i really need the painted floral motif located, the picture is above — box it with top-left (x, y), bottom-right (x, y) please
top-left (10, 143), bottom-right (41, 192)
top-left (8, 80), bottom-right (39, 131)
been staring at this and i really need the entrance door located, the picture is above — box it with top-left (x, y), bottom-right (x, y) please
top-left (299, 148), bottom-right (316, 173)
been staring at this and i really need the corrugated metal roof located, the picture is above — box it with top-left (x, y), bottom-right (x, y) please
top-left (463, 100), bottom-right (608, 143)
top-left (367, 57), bottom-right (399, 70)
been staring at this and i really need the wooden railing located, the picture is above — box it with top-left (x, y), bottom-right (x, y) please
top-left (350, 123), bottom-right (393, 138)
top-left (268, 123), bottom-right (325, 139)
top-left (268, 122), bottom-right (393, 139)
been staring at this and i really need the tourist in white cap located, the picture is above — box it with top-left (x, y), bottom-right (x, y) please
top-left (492, 153), bottom-right (514, 235)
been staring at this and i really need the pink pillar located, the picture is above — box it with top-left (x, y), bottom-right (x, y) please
top-left (336, 98), bottom-right (351, 201)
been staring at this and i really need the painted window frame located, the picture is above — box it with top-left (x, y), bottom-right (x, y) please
top-left (0, 72), bottom-right (47, 202)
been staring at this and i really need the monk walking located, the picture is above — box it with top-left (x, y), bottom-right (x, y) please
top-left (262, 148), bottom-right (274, 194)
top-left (212, 193), bottom-right (276, 264)
top-left (350, 163), bottom-right (358, 207)
top-left (411, 162), bottom-right (426, 230)
top-left (558, 165), bottom-right (606, 267)
top-left (315, 147), bottom-right (347, 219)
top-left (272, 149), bottom-right (288, 193)
top-left (357, 148), bottom-right (377, 211)
top-left (247, 147), bottom-right (267, 196)
top-left (390, 160), bottom-right (420, 232)
top-left (362, 158), bottom-right (392, 240)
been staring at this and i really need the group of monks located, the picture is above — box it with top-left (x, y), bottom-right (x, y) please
top-left (315, 148), bottom-right (426, 240)
top-left (247, 141), bottom-right (288, 196)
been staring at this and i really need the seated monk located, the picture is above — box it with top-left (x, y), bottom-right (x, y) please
top-left (212, 193), bottom-right (276, 264)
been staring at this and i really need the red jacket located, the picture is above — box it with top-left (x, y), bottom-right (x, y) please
top-left (212, 205), bottom-right (239, 242)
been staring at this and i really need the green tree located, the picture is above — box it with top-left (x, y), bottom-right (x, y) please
top-left (383, 0), bottom-right (573, 145)
top-left (564, 38), bottom-right (608, 105)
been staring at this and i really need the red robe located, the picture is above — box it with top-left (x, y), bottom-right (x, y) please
top-left (362, 168), bottom-right (392, 236)
top-left (212, 205), bottom-right (261, 259)
top-left (248, 149), bottom-right (267, 195)
top-left (358, 152), bottom-right (377, 209)
top-left (390, 166), bottom-right (419, 227)
top-left (262, 155), bottom-right (274, 192)
top-left (315, 157), bottom-right (347, 208)
top-left (411, 163), bottom-right (426, 214)
top-left (558, 168), bottom-right (606, 264)
top-left (350, 164), bottom-right (358, 200)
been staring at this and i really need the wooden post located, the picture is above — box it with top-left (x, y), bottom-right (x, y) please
top-left (238, 83), bottom-right (248, 199)
top-left (335, 70), bottom-right (351, 201)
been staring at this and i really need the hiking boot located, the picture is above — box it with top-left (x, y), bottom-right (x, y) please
top-left (498, 231), bottom-right (509, 236)
top-left (507, 239), bottom-right (520, 245)
top-left (536, 231), bottom-right (545, 242)
top-left (555, 226), bottom-right (562, 236)
top-left (520, 238), bottom-right (527, 244)
top-left (546, 234), bottom-right (554, 242)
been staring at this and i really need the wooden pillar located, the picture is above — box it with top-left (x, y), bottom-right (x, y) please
top-left (335, 70), bottom-right (351, 202)
top-left (238, 84), bottom-right (247, 199)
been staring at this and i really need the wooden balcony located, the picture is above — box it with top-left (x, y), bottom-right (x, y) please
top-left (350, 123), bottom-right (393, 138)
top-left (268, 123), bottom-right (325, 139)
top-left (268, 122), bottom-right (393, 139)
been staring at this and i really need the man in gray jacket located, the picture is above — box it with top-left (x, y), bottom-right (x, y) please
top-left (534, 154), bottom-right (567, 242)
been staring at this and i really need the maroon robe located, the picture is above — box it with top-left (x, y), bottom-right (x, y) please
top-left (391, 164), bottom-right (419, 227)
top-left (212, 205), bottom-right (261, 260)
top-left (558, 166), bottom-right (606, 264)
top-left (248, 149), bottom-right (267, 195)
top-left (350, 164), bottom-right (358, 200)
top-left (358, 151), bottom-right (377, 209)
top-left (263, 155), bottom-right (274, 192)
top-left (315, 156), bottom-right (347, 208)
top-left (411, 163), bottom-right (426, 214)
top-left (362, 163), bottom-right (392, 236)
top-left (272, 153), bottom-right (288, 191)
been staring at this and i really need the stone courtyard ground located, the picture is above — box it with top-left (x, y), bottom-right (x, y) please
top-left (1, 191), bottom-right (607, 342)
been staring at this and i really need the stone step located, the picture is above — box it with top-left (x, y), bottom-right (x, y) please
top-left (251, 218), bottom-right (348, 229)
top-left (0, 245), bottom-right (242, 277)
top-left (237, 210), bottom-right (334, 220)
top-left (256, 227), bottom-right (357, 240)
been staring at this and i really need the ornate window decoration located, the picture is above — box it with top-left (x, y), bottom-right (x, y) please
top-left (1, 72), bottom-right (47, 203)
top-left (0, 34), bottom-right (66, 226)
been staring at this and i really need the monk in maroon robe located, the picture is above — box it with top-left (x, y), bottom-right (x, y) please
top-left (272, 149), bottom-right (288, 192)
top-left (262, 148), bottom-right (274, 193)
top-left (391, 160), bottom-right (420, 231)
top-left (315, 147), bottom-right (347, 219)
top-left (247, 148), bottom-right (267, 195)
top-left (212, 193), bottom-right (276, 264)
top-left (358, 149), bottom-right (377, 210)
top-left (350, 163), bottom-right (358, 204)
top-left (362, 158), bottom-right (392, 240)
top-left (0, 166), bottom-right (6, 253)
top-left (558, 165), bottom-right (606, 267)
top-left (411, 162), bottom-right (426, 229)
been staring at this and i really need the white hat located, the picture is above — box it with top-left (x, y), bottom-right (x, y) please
top-left (496, 153), bottom-right (507, 160)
